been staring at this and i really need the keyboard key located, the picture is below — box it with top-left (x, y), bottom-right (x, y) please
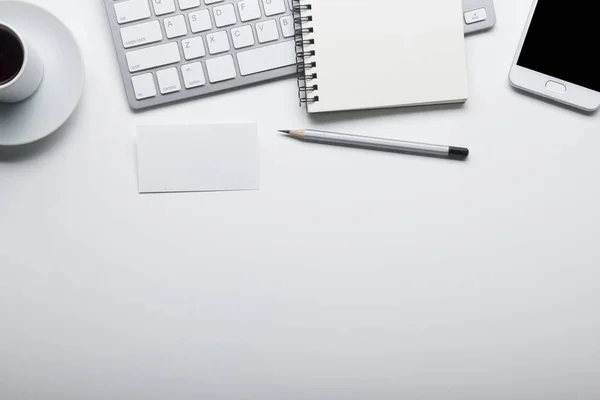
top-left (131, 73), bottom-right (157, 99)
top-left (178, 0), bottom-right (200, 10)
top-left (164, 15), bottom-right (188, 38)
top-left (262, 0), bottom-right (285, 16)
top-left (126, 42), bottom-right (181, 72)
top-left (213, 4), bottom-right (237, 27)
top-left (464, 8), bottom-right (487, 24)
top-left (279, 15), bottom-right (294, 38)
top-left (156, 67), bottom-right (181, 94)
top-left (231, 25), bottom-right (255, 49)
top-left (189, 9), bottom-right (212, 32)
top-left (206, 30), bottom-right (230, 54)
top-left (237, 39), bottom-right (295, 76)
top-left (151, 0), bottom-right (175, 15)
top-left (181, 62), bottom-right (206, 88)
top-left (114, 0), bottom-right (151, 24)
top-left (182, 36), bottom-right (206, 59)
top-left (256, 19), bottom-right (279, 43)
top-left (237, 0), bottom-right (261, 22)
top-left (120, 20), bottom-right (163, 48)
top-left (205, 0), bottom-right (223, 4)
top-left (206, 55), bottom-right (236, 82)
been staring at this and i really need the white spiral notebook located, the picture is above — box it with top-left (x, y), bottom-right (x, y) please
top-left (293, 0), bottom-right (469, 113)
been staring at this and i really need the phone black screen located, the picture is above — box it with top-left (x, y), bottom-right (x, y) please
top-left (517, 0), bottom-right (600, 92)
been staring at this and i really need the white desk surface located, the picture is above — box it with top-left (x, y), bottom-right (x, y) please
top-left (1, 1), bottom-right (599, 399)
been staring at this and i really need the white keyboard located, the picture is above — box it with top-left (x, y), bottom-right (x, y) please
top-left (103, 0), bottom-right (297, 109)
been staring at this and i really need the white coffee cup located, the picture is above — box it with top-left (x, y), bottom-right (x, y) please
top-left (0, 22), bottom-right (44, 103)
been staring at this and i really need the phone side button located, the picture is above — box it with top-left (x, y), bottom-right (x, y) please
top-left (546, 81), bottom-right (567, 94)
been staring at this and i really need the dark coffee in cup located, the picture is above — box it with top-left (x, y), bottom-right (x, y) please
top-left (0, 22), bottom-right (44, 103)
top-left (0, 26), bottom-right (24, 85)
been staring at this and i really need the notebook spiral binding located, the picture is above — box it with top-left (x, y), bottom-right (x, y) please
top-left (292, 0), bottom-right (319, 106)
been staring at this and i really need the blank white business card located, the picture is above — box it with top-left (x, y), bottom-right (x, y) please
top-left (136, 124), bottom-right (260, 194)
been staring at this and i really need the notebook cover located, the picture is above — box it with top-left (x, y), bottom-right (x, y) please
top-left (296, 0), bottom-right (469, 113)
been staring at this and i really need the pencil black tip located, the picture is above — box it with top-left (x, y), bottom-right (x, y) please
top-left (278, 130), bottom-right (290, 134)
top-left (449, 147), bottom-right (469, 159)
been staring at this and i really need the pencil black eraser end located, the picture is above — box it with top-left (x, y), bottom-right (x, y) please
top-left (449, 147), bottom-right (469, 159)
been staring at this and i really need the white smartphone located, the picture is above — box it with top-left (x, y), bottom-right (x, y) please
top-left (509, 0), bottom-right (600, 112)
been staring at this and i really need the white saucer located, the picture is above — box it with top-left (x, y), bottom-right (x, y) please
top-left (0, 1), bottom-right (84, 146)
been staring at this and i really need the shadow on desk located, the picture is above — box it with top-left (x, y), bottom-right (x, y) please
top-left (307, 102), bottom-right (466, 124)
top-left (0, 104), bottom-right (80, 162)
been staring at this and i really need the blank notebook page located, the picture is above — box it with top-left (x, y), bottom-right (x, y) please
top-left (302, 0), bottom-right (469, 113)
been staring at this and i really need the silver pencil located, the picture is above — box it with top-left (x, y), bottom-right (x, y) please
top-left (279, 129), bottom-right (469, 159)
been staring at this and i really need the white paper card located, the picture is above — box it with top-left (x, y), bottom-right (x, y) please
top-left (136, 124), bottom-right (259, 193)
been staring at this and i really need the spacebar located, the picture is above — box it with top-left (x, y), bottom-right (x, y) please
top-left (237, 41), bottom-right (296, 76)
